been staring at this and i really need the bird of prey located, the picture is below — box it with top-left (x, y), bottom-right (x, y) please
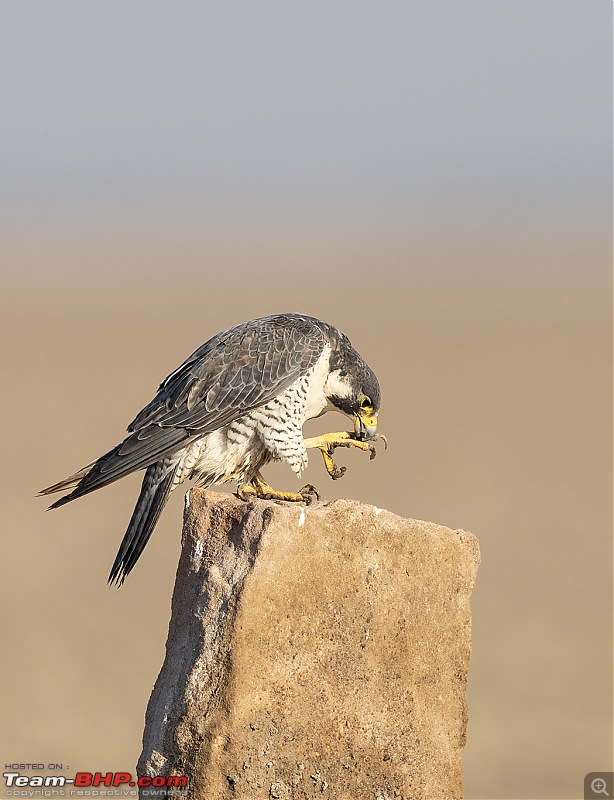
top-left (40, 313), bottom-right (384, 585)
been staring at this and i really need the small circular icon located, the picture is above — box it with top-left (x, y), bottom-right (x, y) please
top-left (591, 777), bottom-right (609, 796)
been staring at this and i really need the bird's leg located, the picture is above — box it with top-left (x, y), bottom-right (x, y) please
top-left (304, 431), bottom-right (388, 480)
top-left (238, 472), bottom-right (319, 504)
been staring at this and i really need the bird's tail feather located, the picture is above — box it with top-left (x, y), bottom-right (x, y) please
top-left (39, 427), bottom-right (189, 510)
top-left (38, 463), bottom-right (97, 505)
top-left (108, 459), bottom-right (179, 586)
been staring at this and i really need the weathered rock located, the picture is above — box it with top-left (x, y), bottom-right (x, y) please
top-left (138, 490), bottom-right (479, 800)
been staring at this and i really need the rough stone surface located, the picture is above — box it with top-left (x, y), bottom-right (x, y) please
top-left (138, 489), bottom-right (480, 800)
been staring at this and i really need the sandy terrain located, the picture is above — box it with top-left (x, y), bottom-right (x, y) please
top-left (1, 220), bottom-right (611, 798)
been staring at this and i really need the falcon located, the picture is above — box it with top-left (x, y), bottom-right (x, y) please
top-left (40, 313), bottom-right (384, 585)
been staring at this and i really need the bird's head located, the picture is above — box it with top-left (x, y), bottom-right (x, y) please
top-left (325, 335), bottom-right (381, 441)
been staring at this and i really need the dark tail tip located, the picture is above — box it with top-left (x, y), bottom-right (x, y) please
top-left (46, 494), bottom-right (73, 511)
top-left (107, 460), bottom-right (176, 586)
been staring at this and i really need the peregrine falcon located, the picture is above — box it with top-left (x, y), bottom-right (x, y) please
top-left (40, 313), bottom-right (384, 585)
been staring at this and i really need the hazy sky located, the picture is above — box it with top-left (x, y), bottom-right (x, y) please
top-left (1, 1), bottom-right (611, 222)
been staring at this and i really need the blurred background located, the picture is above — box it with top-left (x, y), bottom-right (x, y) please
top-left (1, 2), bottom-right (611, 798)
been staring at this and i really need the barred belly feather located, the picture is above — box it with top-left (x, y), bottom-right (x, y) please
top-left (184, 346), bottom-right (331, 487)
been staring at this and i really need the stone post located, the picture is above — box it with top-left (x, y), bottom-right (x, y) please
top-left (138, 490), bottom-right (479, 800)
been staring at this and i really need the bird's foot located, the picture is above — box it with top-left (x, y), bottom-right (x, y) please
top-left (304, 431), bottom-right (388, 480)
top-left (238, 473), bottom-right (320, 505)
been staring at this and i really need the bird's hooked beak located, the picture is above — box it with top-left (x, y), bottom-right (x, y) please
top-left (354, 412), bottom-right (378, 441)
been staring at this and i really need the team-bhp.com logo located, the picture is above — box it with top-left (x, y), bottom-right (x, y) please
top-left (3, 771), bottom-right (187, 795)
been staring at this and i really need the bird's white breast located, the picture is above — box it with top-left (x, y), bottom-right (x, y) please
top-left (302, 344), bottom-right (332, 421)
top-left (174, 343), bottom-right (335, 486)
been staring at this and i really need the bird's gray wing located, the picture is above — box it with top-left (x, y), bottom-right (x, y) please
top-left (42, 315), bottom-right (329, 505)
top-left (128, 314), bottom-right (327, 433)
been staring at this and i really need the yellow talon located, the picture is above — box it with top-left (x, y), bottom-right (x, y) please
top-left (304, 431), bottom-right (387, 480)
top-left (238, 472), bottom-right (319, 504)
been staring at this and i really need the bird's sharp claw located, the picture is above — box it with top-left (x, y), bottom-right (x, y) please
top-left (348, 431), bottom-right (388, 447)
top-left (341, 431), bottom-right (388, 458)
top-left (300, 484), bottom-right (320, 504)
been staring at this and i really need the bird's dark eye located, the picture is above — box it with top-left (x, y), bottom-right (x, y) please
top-left (360, 396), bottom-right (372, 409)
